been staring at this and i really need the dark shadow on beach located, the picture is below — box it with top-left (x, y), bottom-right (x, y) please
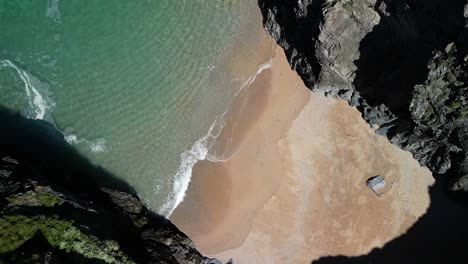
top-left (312, 1), bottom-right (468, 262)
top-left (312, 173), bottom-right (468, 264)
top-left (256, 0), bottom-right (468, 263)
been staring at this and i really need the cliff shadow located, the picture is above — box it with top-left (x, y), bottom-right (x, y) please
top-left (353, 0), bottom-right (467, 117)
top-left (0, 106), bottom-right (170, 262)
top-left (312, 173), bottom-right (468, 264)
top-left (257, 0), bottom-right (327, 86)
top-left (0, 106), bottom-right (136, 195)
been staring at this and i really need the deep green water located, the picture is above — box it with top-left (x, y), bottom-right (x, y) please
top-left (0, 0), bottom-right (270, 216)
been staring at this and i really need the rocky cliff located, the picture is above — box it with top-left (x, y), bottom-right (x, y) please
top-left (258, 0), bottom-right (468, 194)
top-left (0, 109), bottom-right (223, 264)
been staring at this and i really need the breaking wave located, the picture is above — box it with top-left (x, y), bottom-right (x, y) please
top-left (64, 127), bottom-right (107, 153)
top-left (158, 58), bottom-right (274, 218)
top-left (0, 59), bottom-right (55, 120)
top-left (1, 59), bottom-right (106, 154)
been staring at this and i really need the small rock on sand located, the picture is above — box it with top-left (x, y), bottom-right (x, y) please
top-left (366, 175), bottom-right (386, 195)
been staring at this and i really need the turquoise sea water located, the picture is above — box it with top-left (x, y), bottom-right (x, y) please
top-left (0, 0), bottom-right (272, 216)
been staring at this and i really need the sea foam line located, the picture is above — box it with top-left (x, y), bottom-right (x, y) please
top-left (1, 59), bottom-right (106, 153)
top-left (0, 59), bottom-right (54, 120)
top-left (206, 58), bottom-right (274, 162)
top-left (158, 58), bottom-right (274, 218)
top-left (64, 131), bottom-right (107, 153)
top-left (46, 0), bottom-right (62, 23)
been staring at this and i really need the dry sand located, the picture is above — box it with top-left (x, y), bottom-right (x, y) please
top-left (171, 46), bottom-right (310, 252)
top-left (171, 48), bottom-right (435, 263)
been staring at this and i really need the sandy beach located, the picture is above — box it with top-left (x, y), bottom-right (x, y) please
top-left (171, 47), bottom-right (435, 263)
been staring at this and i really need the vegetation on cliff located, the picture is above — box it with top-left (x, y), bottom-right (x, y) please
top-left (0, 109), bottom-right (222, 264)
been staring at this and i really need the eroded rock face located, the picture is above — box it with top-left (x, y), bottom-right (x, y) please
top-left (258, 0), bottom-right (468, 193)
top-left (0, 110), bottom-right (221, 264)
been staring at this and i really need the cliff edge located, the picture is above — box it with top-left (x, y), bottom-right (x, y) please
top-left (258, 0), bottom-right (468, 194)
top-left (0, 109), bottom-right (222, 264)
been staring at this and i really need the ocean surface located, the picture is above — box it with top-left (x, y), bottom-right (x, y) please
top-left (0, 0), bottom-right (273, 216)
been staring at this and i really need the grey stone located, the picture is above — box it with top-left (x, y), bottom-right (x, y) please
top-left (450, 174), bottom-right (468, 191)
top-left (366, 175), bottom-right (386, 195)
top-left (101, 187), bottom-right (142, 214)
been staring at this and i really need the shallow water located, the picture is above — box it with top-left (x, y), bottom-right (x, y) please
top-left (0, 0), bottom-right (273, 214)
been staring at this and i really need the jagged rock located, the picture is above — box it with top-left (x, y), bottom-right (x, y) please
top-left (0, 150), bottom-right (221, 263)
top-left (451, 174), bottom-right (468, 191)
top-left (101, 187), bottom-right (143, 214)
top-left (259, 0), bottom-right (468, 194)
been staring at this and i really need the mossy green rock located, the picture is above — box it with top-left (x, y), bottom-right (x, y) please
top-left (6, 186), bottom-right (59, 208)
top-left (0, 215), bottom-right (131, 264)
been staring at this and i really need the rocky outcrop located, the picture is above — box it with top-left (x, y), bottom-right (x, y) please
top-left (258, 0), bottom-right (468, 193)
top-left (0, 109), bottom-right (223, 264)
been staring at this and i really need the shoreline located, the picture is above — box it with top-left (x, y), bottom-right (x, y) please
top-left (170, 47), bottom-right (312, 252)
top-left (157, 5), bottom-right (276, 217)
top-left (171, 46), bottom-right (435, 263)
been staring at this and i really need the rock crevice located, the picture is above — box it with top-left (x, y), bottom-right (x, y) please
top-left (259, 0), bottom-right (468, 192)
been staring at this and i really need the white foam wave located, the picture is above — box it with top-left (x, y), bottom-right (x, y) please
top-left (158, 125), bottom-right (214, 217)
top-left (64, 128), bottom-right (107, 153)
top-left (90, 138), bottom-right (107, 153)
top-left (46, 0), bottom-right (62, 23)
top-left (158, 58), bottom-right (274, 218)
top-left (0, 59), bottom-right (55, 120)
top-left (1, 59), bottom-right (106, 154)
top-left (207, 58), bottom-right (274, 162)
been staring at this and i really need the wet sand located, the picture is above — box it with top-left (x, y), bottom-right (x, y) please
top-left (171, 47), bottom-right (310, 252)
top-left (171, 48), bottom-right (435, 263)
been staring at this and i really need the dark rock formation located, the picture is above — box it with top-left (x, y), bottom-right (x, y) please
top-left (258, 0), bottom-right (468, 262)
top-left (258, 0), bottom-right (468, 194)
top-left (0, 108), bottom-right (223, 264)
